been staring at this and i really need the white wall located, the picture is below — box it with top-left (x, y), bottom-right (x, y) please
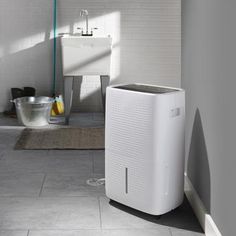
top-left (182, 0), bottom-right (236, 235)
top-left (0, 0), bottom-right (181, 112)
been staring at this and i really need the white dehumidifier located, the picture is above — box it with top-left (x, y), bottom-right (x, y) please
top-left (105, 84), bottom-right (185, 215)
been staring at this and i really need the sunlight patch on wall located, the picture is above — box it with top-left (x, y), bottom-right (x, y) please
top-left (7, 32), bottom-right (46, 56)
top-left (79, 11), bottom-right (121, 103)
top-left (54, 11), bottom-right (121, 105)
top-left (55, 11), bottom-right (121, 82)
top-left (0, 11), bottom-right (121, 110)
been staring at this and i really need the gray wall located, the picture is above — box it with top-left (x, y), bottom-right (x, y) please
top-left (0, 0), bottom-right (53, 111)
top-left (0, 0), bottom-right (181, 112)
top-left (182, 0), bottom-right (236, 235)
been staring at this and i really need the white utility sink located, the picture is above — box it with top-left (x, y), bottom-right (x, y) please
top-left (61, 35), bottom-right (112, 124)
top-left (61, 36), bottom-right (112, 76)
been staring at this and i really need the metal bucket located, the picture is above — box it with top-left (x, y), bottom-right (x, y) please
top-left (13, 96), bottom-right (54, 127)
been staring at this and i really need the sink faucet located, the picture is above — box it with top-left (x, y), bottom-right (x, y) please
top-left (80, 10), bottom-right (89, 35)
top-left (79, 10), bottom-right (97, 36)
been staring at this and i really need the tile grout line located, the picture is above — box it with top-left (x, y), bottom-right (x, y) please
top-left (0, 149), bottom-right (7, 159)
top-left (0, 196), bottom-right (101, 199)
top-left (92, 152), bottom-right (95, 175)
top-left (46, 150), bottom-right (50, 156)
top-left (0, 227), bottom-right (176, 231)
top-left (98, 197), bottom-right (103, 229)
top-left (39, 174), bottom-right (47, 197)
top-left (168, 227), bottom-right (173, 236)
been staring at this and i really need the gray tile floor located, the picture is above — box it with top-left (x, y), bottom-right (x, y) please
top-left (0, 113), bottom-right (204, 236)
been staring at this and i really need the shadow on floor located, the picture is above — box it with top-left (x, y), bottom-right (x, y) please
top-left (110, 195), bottom-right (203, 233)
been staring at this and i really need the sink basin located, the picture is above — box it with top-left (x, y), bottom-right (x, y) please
top-left (61, 36), bottom-right (112, 76)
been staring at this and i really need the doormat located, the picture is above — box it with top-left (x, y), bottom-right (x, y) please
top-left (15, 127), bottom-right (105, 150)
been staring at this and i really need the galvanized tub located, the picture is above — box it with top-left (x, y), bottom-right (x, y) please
top-left (13, 96), bottom-right (54, 127)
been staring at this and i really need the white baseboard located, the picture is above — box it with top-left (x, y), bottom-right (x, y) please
top-left (184, 174), bottom-right (222, 236)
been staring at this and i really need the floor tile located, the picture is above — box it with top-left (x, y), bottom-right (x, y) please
top-left (0, 197), bottom-right (100, 230)
top-left (0, 173), bottom-right (44, 197)
top-left (92, 151), bottom-right (105, 175)
top-left (2, 150), bottom-right (49, 160)
top-left (0, 113), bottom-right (104, 128)
top-left (48, 150), bottom-right (92, 157)
top-left (29, 230), bottom-right (103, 236)
top-left (92, 113), bottom-right (105, 122)
top-left (101, 196), bottom-right (203, 233)
top-left (0, 128), bottom-right (22, 150)
top-left (69, 113), bottom-right (104, 127)
top-left (171, 229), bottom-right (205, 236)
top-left (41, 174), bottom-right (105, 197)
top-left (0, 150), bottom-right (92, 175)
top-left (0, 231), bottom-right (28, 236)
top-left (29, 229), bottom-right (171, 236)
top-left (0, 151), bottom-right (49, 174)
top-left (99, 197), bottom-right (169, 230)
top-left (154, 197), bottom-right (203, 233)
top-left (102, 229), bottom-right (171, 236)
top-left (0, 114), bottom-right (203, 236)
top-left (0, 115), bottom-right (19, 126)
top-left (0, 151), bottom-right (4, 160)
top-left (46, 151), bottom-right (93, 175)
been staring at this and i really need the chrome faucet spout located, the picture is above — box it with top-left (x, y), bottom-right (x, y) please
top-left (80, 9), bottom-right (91, 36)
top-left (85, 15), bottom-right (88, 34)
top-left (79, 9), bottom-right (98, 36)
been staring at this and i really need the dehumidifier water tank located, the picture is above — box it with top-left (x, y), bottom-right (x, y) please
top-left (105, 84), bottom-right (185, 215)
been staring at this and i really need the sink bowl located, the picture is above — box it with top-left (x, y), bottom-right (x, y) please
top-left (61, 36), bottom-right (112, 76)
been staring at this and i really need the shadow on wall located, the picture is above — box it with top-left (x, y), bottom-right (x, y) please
top-left (187, 108), bottom-right (211, 213)
top-left (1, 35), bottom-right (118, 112)
top-left (0, 3), bottom-right (121, 112)
top-left (69, 74), bottom-right (120, 112)
top-left (0, 39), bottom-right (54, 109)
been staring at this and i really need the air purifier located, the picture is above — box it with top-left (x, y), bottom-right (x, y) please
top-left (105, 84), bottom-right (185, 215)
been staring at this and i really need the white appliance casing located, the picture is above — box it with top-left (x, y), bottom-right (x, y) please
top-left (105, 84), bottom-right (185, 215)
